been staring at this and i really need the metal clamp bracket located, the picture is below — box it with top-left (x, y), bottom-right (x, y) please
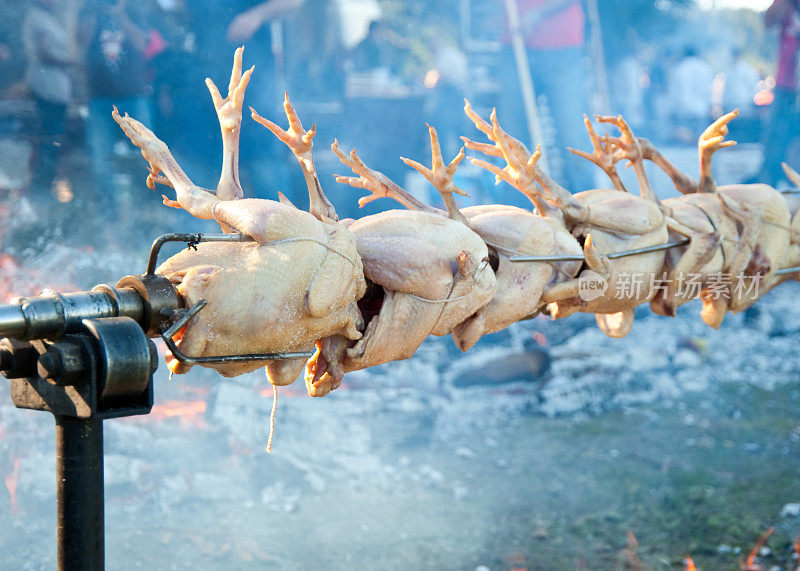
top-left (161, 300), bottom-right (313, 364)
top-left (147, 232), bottom-right (314, 364)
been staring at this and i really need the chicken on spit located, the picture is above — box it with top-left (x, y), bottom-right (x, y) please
top-left (464, 108), bottom-right (669, 338)
top-left (303, 127), bottom-right (497, 396)
top-left (628, 111), bottom-right (800, 328)
top-left (337, 107), bottom-right (584, 351)
top-left (114, 48), bottom-right (366, 390)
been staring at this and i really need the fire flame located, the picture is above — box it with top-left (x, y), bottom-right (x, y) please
top-left (683, 556), bottom-right (695, 570)
top-left (4, 457), bottom-right (21, 514)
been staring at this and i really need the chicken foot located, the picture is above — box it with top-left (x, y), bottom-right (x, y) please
top-left (462, 100), bottom-right (559, 218)
top-left (330, 140), bottom-right (438, 214)
top-left (466, 106), bottom-right (661, 236)
top-left (402, 124), bottom-right (470, 224)
top-left (568, 114), bottom-right (627, 192)
top-left (596, 114), bottom-right (658, 203)
top-left (251, 95), bottom-right (338, 222)
top-left (698, 110), bottom-right (739, 194)
top-left (206, 46), bottom-right (254, 201)
top-left (113, 108), bottom-right (219, 219)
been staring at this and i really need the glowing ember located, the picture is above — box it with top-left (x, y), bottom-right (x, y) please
top-left (0, 253), bottom-right (77, 303)
top-left (4, 457), bottom-right (21, 515)
top-left (148, 400), bottom-right (207, 427)
top-left (508, 551), bottom-right (527, 571)
top-left (623, 531), bottom-right (646, 570)
top-left (742, 526), bottom-right (773, 571)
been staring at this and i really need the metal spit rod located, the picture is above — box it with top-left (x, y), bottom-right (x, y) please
top-left (0, 287), bottom-right (144, 341)
top-left (56, 415), bottom-right (104, 570)
top-left (507, 239), bottom-right (691, 264)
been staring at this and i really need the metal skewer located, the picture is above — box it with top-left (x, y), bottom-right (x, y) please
top-left (508, 239), bottom-right (691, 264)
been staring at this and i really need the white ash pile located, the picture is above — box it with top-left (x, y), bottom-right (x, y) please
top-left (530, 281), bottom-right (800, 417)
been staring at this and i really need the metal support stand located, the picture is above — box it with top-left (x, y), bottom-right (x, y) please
top-left (0, 290), bottom-right (167, 571)
top-left (56, 415), bottom-right (104, 571)
top-left (0, 235), bottom-right (318, 568)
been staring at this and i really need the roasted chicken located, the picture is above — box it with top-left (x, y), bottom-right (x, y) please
top-left (330, 119), bottom-right (582, 352)
top-left (108, 49), bottom-right (800, 399)
top-left (304, 127), bottom-right (496, 396)
top-left (632, 111), bottom-right (800, 327)
top-left (465, 109), bottom-right (668, 338)
top-left (114, 48), bottom-right (365, 389)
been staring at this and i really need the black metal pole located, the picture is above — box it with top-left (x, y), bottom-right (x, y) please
top-left (55, 415), bottom-right (104, 571)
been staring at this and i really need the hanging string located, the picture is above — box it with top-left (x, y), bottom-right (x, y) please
top-left (267, 384), bottom-right (278, 454)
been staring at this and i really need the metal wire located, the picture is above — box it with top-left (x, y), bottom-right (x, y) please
top-left (146, 233), bottom-right (253, 275)
top-left (508, 238), bottom-right (690, 264)
top-left (160, 299), bottom-right (314, 364)
top-left (149, 234), bottom-right (314, 364)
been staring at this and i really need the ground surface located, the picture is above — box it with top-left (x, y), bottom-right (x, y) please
top-left (2, 291), bottom-right (799, 570)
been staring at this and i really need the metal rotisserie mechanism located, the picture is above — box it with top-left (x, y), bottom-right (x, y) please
top-left (0, 233), bottom-right (311, 571)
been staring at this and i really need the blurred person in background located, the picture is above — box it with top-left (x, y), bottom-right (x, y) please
top-left (0, 4), bottom-right (28, 96)
top-left (642, 47), bottom-right (676, 141)
top-left (610, 52), bottom-right (646, 132)
top-left (348, 18), bottom-right (410, 79)
top-left (350, 20), bottom-right (388, 73)
top-left (79, 0), bottom-right (153, 219)
top-left (667, 46), bottom-right (714, 143)
top-left (751, 0), bottom-right (800, 186)
top-left (23, 0), bottom-right (76, 202)
top-left (175, 0), bottom-right (309, 200)
top-left (722, 48), bottom-right (761, 142)
top-left (281, 0), bottom-right (344, 103)
top-left (722, 48), bottom-right (760, 115)
top-left (497, 0), bottom-right (594, 193)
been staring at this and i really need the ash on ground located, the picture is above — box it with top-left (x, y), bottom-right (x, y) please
top-left (1, 240), bottom-right (799, 569)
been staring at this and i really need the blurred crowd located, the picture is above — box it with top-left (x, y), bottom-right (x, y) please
top-left (0, 0), bottom-right (798, 244)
